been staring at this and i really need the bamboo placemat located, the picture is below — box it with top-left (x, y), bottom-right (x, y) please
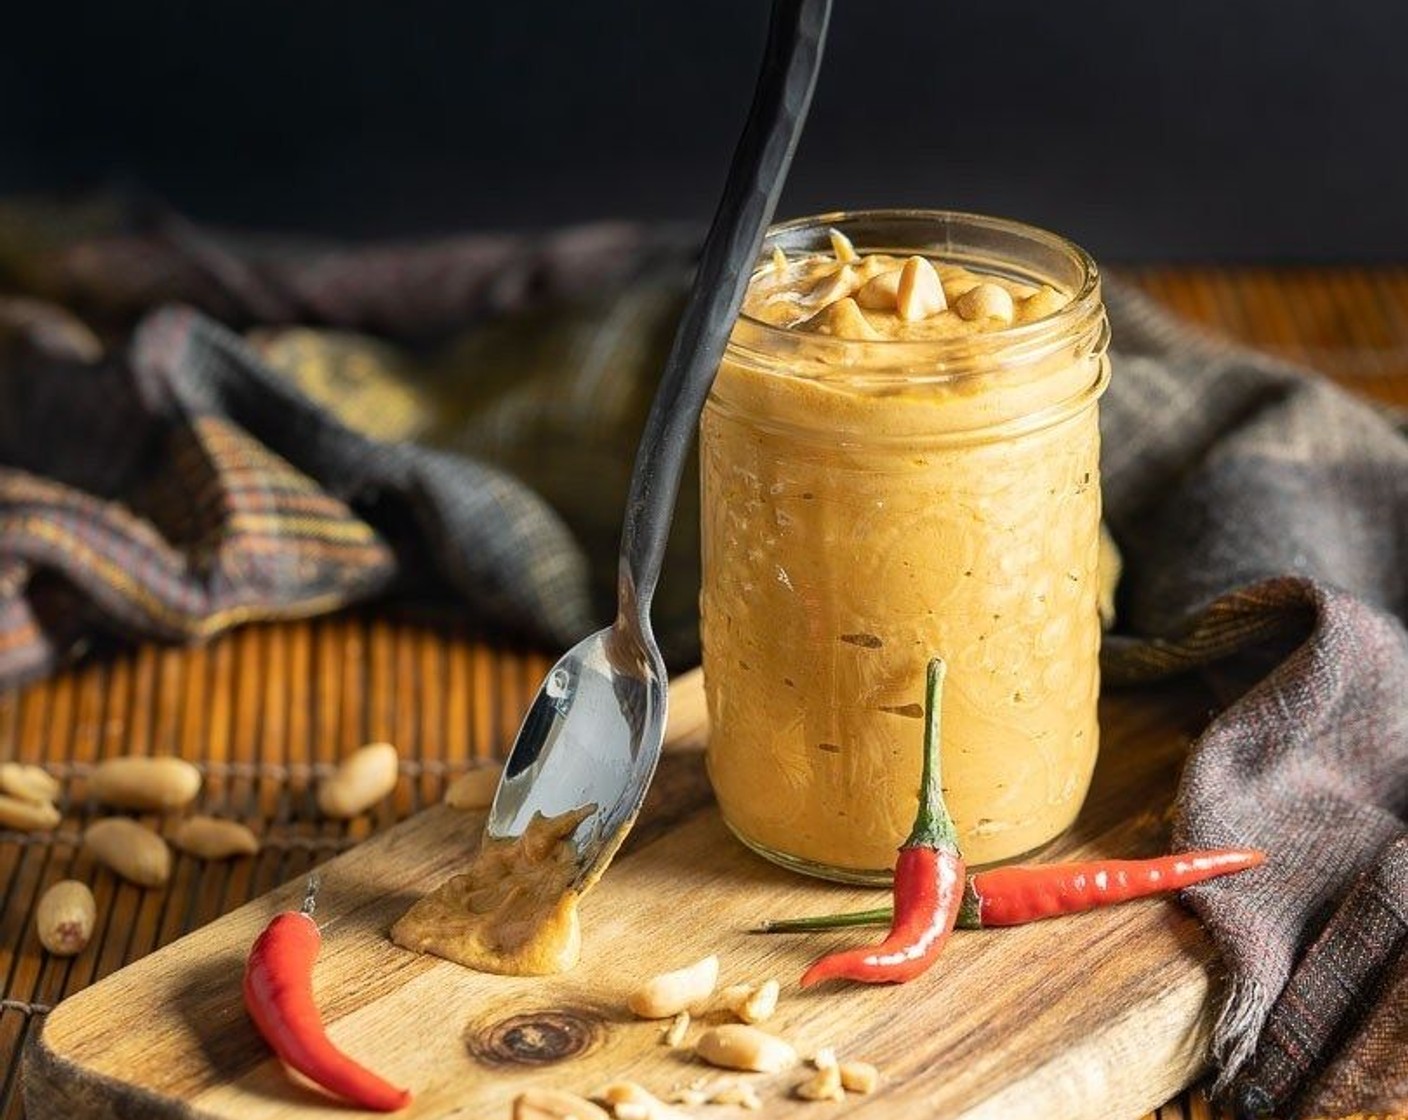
top-left (3, 267), bottom-right (1407, 1120)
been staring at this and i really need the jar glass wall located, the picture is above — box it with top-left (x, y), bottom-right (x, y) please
top-left (700, 210), bottom-right (1111, 883)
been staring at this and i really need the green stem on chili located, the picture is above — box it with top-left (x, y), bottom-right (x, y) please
top-left (756, 847), bottom-right (1267, 934)
top-left (799, 657), bottom-right (966, 988)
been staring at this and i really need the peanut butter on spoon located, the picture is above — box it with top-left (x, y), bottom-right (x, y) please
top-left (390, 805), bottom-right (594, 976)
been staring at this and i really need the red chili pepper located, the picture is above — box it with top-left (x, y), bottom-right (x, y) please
top-left (756, 847), bottom-right (1266, 934)
top-left (799, 657), bottom-right (965, 988)
top-left (243, 877), bottom-right (412, 1113)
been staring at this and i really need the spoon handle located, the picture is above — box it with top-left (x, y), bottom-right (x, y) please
top-left (616, 0), bottom-right (831, 621)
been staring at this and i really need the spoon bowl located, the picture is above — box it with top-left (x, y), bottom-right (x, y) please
top-left (487, 620), bottom-right (665, 893)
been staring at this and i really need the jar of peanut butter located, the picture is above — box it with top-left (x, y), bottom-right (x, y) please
top-left (701, 210), bottom-right (1110, 882)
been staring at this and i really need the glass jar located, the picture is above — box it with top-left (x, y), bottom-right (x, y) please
top-left (700, 210), bottom-right (1110, 882)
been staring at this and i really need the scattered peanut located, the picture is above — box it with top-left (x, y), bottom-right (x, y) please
top-left (724, 979), bottom-right (779, 1024)
top-left (812, 1047), bottom-right (838, 1071)
top-left (83, 818), bottom-right (171, 887)
top-left (854, 269), bottom-right (901, 311)
top-left (444, 764), bottom-right (504, 810)
top-left (316, 742), bottom-right (400, 819)
top-left (839, 1061), bottom-right (880, 1094)
top-left (88, 756), bottom-right (201, 812)
top-left (803, 297), bottom-right (881, 340)
top-left (0, 793), bottom-right (61, 832)
top-left (796, 1063), bottom-right (845, 1102)
top-left (953, 281), bottom-right (1015, 326)
top-left (0, 762), bottom-right (59, 804)
top-left (512, 1088), bottom-right (610, 1120)
top-left (592, 1083), bottom-right (653, 1109)
top-left (627, 955), bottom-right (718, 1019)
top-left (662, 1010), bottom-right (690, 1047)
top-left (665, 1088), bottom-right (707, 1107)
top-left (592, 1082), bottom-right (688, 1120)
top-left (707, 1080), bottom-right (763, 1110)
top-left (171, 816), bottom-right (260, 859)
top-left (695, 1024), bottom-right (797, 1073)
top-left (828, 227), bottom-right (858, 263)
top-left (36, 880), bottom-right (95, 956)
top-left (896, 255), bottom-right (947, 321)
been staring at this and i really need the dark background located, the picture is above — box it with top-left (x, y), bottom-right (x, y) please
top-left (3, 0), bottom-right (1405, 261)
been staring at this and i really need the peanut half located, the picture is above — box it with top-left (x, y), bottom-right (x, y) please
top-left (707, 1079), bottom-right (763, 1110)
top-left (36, 880), bottom-right (95, 956)
top-left (512, 1088), bottom-right (610, 1120)
top-left (828, 227), bottom-right (858, 264)
top-left (839, 1061), bottom-right (880, 1094)
top-left (0, 793), bottom-right (60, 832)
top-left (1017, 284), bottom-right (1068, 323)
top-left (627, 955), bottom-right (719, 1019)
top-left (695, 1024), bottom-right (797, 1073)
top-left (83, 818), bottom-right (171, 887)
top-left (796, 1063), bottom-right (845, 1102)
top-left (896, 256), bottom-right (947, 321)
top-left (722, 979), bottom-right (780, 1024)
top-left (800, 265), bottom-right (858, 309)
top-left (172, 816), bottom-right (260, 859)
top-left (855, 269), bottom-right (901, 311)
top-left (953, 281), bottom-right (1015, 327)
top-left (592, 1082), bottom-right (689, 1120)
top-left (89, 756), bottom-right (201, 812)
top-left (0, 762), bottom-right (60, 804)
top-left (803, 297), bottom-right (881, 341)
top-left (662, 1010), bottom-right (690, 1047)
top-left (444, 764), bottom-right (503, 811)
top-left (316, 742), bottom-right (400, 819)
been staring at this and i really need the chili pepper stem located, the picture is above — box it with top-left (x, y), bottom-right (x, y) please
top-left (906, 657), bottom-right (959, 854)
top-left (751, 907), bottom-right (893, 934)
top-left (301, 874), bottom-right (319, 917)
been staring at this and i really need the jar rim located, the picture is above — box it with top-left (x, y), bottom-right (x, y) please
top-left (728, 208), bottom-right (1105, 374)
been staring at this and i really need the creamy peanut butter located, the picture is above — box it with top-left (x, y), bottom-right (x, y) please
top-left (702, 217), bottom-right (1108, 878)
top-left (391, 805), bottom-right (592, 975)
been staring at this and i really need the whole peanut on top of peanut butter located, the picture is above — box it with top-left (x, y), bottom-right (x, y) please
top-left (743, 227), bottom-right (1069, 339)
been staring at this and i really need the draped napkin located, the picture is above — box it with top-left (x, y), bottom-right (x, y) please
top-left (1, 201), bottom-right (1404, 1118)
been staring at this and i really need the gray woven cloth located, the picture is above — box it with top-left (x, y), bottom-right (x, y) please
top-left (1100, 284), bottom-right (1408, 1119)
top-left (2, 205), bottom-right (1405, 1117)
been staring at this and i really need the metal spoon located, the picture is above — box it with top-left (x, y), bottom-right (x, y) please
top-left (485, 0), bottom-right (832, 894)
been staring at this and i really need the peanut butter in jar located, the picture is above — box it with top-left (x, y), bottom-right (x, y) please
top-left (701, 210), bottom-right (1110, 881)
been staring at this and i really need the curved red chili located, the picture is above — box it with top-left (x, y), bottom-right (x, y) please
top-left (800, 657), bottom-right (965, 988)
top-left (755, 847), bottom-right (1267, 934)
top-left (243, 877), bottom-right (412, 1112)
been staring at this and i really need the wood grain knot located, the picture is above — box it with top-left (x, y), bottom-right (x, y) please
top-left (465, 1008), bottom-right (603, 1068)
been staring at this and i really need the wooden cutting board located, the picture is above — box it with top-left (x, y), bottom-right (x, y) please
top-left (23, 672), bottom-right (1223, 1120)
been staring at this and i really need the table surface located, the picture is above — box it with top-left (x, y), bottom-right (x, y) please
top-left (2, 267), bottom-right (1406, 1120)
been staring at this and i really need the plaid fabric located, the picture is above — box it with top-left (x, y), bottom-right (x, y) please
top-left (0, 204), bottom-right (696, 684)
top-left (2, 202), bottom-right (1405, 1118)
top-left (1100, 284), bottom-right (1408, 1120)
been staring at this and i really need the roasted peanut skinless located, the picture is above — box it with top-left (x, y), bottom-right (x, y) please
top-left (36, 880), bottom-right (96, 956)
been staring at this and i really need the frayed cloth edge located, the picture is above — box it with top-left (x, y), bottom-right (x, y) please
top-left (1211, 975), bottom-right (1273, 1098)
